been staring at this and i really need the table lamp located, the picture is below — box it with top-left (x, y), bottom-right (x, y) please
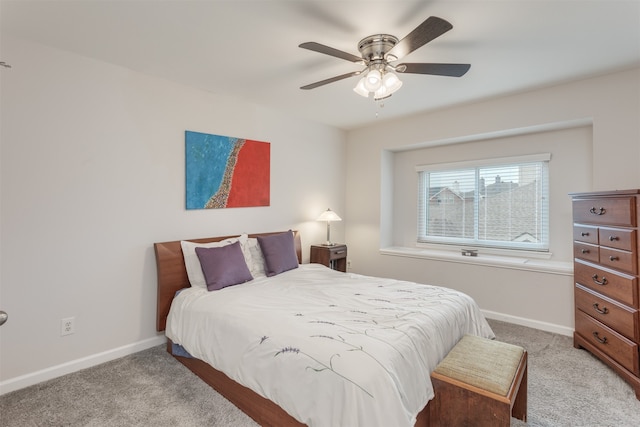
top-left (317, 208), bottom-right (342, 246)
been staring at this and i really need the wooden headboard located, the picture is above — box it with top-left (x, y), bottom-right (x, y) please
top-left (154, 230), bottom-right (302, 331)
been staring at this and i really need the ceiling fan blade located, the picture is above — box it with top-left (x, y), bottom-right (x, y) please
top-left (300, 71), bottom-right (361, 90)
top-left (396, 63), bottom-right (471, 77)
top-left (299, 42), bottom-right (363, 63)
top-left (387, 16), bottom-right (453, 59)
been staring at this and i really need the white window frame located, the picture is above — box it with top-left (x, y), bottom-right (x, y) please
top-left (416, 153), bottom-right (551, 252)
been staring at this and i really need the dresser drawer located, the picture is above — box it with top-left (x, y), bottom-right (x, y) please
top-left (573, 242), bottom-right (599, 263)
top-left (600, 247), bottom-right (637, 274)
top-left (575, 310), bottom-right (639, 375)
top-left (575, 284), bottom-right (639, 341)
top-left (598, 227), bottom-right (636, 251)
top-left (574, 259), bottom-right (638, 307)
top-left (573, 225), bottom-right (599, 244)
top-left (573, 197), bottom-right (636, 227)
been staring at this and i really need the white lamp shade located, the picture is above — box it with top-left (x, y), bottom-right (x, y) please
top-left (363, 69), bottom-right (382, 92)
top-left (373, 85), bottom-right (388, 100)
top-left (353, 77), bottom-right (369, 97)
top-left (317, 208), bottom-right (342, 222)
top-left (383, 72), bottom-right (402, 92)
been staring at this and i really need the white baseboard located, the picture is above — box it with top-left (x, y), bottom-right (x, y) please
top-left (0, 335), bottom-right (166, 396)
top-left (482, 309), bottom-right (574, 337)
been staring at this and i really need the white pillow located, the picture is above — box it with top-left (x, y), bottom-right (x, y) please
top-left (245, 237), bottom-right (266, 278)
top-left (181, 234), bottom-right (251, 289)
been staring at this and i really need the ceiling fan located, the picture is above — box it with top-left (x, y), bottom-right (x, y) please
top-left (299, 16), bottom-right (470, 101)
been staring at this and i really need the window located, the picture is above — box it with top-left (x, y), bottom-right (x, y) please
top-left (416, 154), bottom-right (550, 252)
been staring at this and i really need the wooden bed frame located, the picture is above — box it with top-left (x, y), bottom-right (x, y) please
top-left (154, 231), bottom-right (431, 427)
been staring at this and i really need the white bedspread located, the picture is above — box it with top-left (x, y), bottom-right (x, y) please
top-left (166, 264), bottom-right (494, 427)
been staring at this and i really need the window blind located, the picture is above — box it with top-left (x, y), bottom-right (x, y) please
top-left (417, 154), bottom-right (550, 251)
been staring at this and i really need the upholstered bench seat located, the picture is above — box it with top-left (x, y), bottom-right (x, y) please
top-left (429, 334), bottom-right (528, 427)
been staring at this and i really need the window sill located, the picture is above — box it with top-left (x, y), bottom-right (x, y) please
top-left (380, 246), bottom-right (573, 276)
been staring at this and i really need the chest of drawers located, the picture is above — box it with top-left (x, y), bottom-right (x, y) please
top-left (571, 190), bottom-right (640, 399)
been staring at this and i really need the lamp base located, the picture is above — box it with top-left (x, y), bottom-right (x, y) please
top-left (321, 242), bottom-right (337, 246)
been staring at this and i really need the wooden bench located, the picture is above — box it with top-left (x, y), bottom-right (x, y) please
top-left (428, 334), bottom-right (528, 427)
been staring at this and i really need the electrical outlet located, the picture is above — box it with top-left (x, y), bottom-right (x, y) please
top-left (347, 259), bottom-right (352, 269)
top-left (61, 317), bottom-right (75, 336)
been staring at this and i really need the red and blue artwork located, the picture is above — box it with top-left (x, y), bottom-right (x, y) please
top-left (186, 131), bottom-right (270, 209)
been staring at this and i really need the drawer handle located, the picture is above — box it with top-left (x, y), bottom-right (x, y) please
top-left (592, 331), bottom-right (608, 344)
top-left (581, 232), bottom-right (589, 237)
top-left (581, 249), bottom-right (590, 254)
top-left (608, 256), bottom-right (619, 262)
top-left (608, 235), bottom-right (619, 241)
top-left (592, 274), bottom-right (608, 286)
top-left (334, 250), bottom-right (346, 255)
top-left (589, 207), bottom-right (606, 215)
top-left (592, 303), bottom-right (609, 315)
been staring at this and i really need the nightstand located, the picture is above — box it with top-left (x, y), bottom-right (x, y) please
top-left (310, 244), bottom-right (347, 272)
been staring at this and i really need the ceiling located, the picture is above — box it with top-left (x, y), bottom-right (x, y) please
top-left (2, 0), bottom-right (639, 130)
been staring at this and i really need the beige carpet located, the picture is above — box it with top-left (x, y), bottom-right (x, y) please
top-left (1, 319), bottom-right (639, 426)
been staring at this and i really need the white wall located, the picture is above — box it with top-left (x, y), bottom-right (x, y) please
top-left (345, 68), bottom-right (640, 334)
top-left (0, 37), bottom-right (346, 392)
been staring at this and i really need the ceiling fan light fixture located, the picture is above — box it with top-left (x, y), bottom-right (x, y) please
top-left (382, 71), bottom-right (402, 93)
top-left (354, 69), bottom-right (403, 99)
top-left (373, 71), bottom-right (403, 100)
top-left (363, 69), bottom-right (382, 92)
top-left (373, 85), bottom-right (389, 100)
top-left (353, 77), bottom-right (369, 97)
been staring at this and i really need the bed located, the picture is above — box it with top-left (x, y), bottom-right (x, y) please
top-left (155, 230), bottom-right (494, 427)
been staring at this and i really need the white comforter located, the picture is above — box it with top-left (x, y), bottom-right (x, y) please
top-left (166, 264), bottom-right (494, 427)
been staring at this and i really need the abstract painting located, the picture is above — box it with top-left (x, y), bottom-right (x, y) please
top-left (185, 130), bottom-right (270, 209)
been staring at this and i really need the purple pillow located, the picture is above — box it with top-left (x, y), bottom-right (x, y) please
top-left (195, 241), bottom-right (253, 291)
top-left (257, 230), bottom-right (299, 277)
